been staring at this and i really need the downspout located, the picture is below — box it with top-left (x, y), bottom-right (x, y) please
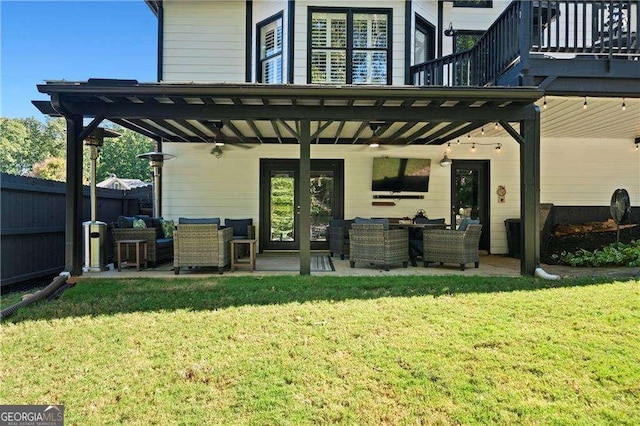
top-left (437, 0), bottom-right (443, 58)
top-left (157, 1), bottom-right (164, 81)
top-left (0, 272), bottom-right (72, 320)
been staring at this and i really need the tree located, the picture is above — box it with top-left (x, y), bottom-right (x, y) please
top-left (31, 157), bottom-right (66, 181)
top-left (0, 117), bottom-right (65, 175)
top-left (0, 117), bottom-right (154, 183)
top-left (96, 125), bottom-right (155, 182)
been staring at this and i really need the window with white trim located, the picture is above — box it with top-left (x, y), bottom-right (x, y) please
top-left (309, 8), bottom-right (390, 84)
top-left (258, 14), bottom-right (283, 83)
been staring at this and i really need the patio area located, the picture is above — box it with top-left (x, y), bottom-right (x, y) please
top-left (79, 252), bottom-right (640, 281)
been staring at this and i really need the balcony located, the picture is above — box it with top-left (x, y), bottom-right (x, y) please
top-left (411, 1), bottom-right (639, 95)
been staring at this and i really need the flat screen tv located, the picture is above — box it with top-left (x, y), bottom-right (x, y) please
top-left (372, 157), bottom-right (431, 192)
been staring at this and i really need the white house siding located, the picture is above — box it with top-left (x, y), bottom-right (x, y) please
top-left (540, 138), bottom-right (640, 206)
top-left (441, 0), bottom-right (509, 56)
top-left (293, 0), bottom-right (407, 85)
top-left (253, 0), bottom-right (288, 82)
top-left (162, 0), bottom-right (246, 82)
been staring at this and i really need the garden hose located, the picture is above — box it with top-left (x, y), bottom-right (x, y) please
top-left (0, 272), bottom-right (71, 320)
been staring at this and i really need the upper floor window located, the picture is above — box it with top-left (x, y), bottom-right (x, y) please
top-left (309, 8), bottom-right (391, 84)
top-left (414, 15), bottom-right (435, 64)
top-left (258, 13), bottom-right (283, 83)
top-left (453, 1), bottom-right (492, 7)
top-left (454, 30), bottom-right (483, 52)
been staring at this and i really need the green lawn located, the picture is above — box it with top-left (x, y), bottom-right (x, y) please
top-left (2, 276), bottom-right (639, 424)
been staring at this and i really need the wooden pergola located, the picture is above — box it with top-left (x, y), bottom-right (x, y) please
top-left (34, 80), bottom-right (543, 276)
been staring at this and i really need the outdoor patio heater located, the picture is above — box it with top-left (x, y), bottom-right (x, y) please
top-left (136, 151), bottom-right (176, 217)
top-left (83, 127), bottom-right (121, 272)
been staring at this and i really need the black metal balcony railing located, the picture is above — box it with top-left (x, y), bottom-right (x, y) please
top-left (411, 0), bottom-right (639, 87)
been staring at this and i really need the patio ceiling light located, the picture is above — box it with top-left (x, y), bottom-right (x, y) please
top-left (440, 153), bottom-right (452, 167)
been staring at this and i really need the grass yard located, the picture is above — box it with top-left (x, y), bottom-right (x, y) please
top-left (2, 275), bottom-right (639, 424)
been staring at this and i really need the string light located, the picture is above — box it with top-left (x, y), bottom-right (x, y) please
top-left (494, 122), bottom-right (499, 130)
top-left (543, 96), bottom-right (547, 109)
top-left (583, 96), bottom-right (588, 110)
top-left (467, 133), bottom-right (471, 140)
top-left (481, 127), bottom-right (485, 136)
top-left (622, 98), bottom-right (626, 111)
top-left (447, 141), bottom-right (503, 151)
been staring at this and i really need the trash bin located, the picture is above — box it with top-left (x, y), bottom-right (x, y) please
top-left (504, 218), bottom-right (521, 259)
top-left (83, 220), bottom-right (108, 272)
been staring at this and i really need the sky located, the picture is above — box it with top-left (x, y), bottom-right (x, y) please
top-left (1, 1), bottom-right (157, 119)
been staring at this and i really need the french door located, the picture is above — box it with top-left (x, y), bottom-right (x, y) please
top-left (451, 160), bottom-right (490, 252)
top-left (259, 159), bottom-right (344, 251)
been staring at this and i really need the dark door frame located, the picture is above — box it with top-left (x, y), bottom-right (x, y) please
top-left (450, 159), bottom-right (490, 252)
top-left (259, 158), bottom-right (344, 252)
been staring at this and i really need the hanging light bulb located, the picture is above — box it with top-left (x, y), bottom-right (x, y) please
top-left (481, 127), bottom-right (485, 136)
top-left (622, 98), bottom-right (626, 111)
top-left (494, 122), bottom-right (499, 130)
top-left (457, 139), bottom-right (461, 145)
top-left (446, 141), bottom-right (452, 152)
top-left (543, 96), bottom-right (547, 109)
top-left (471, 142), bottom-right (476, 152)
top-left (467, 133), bottom-right (471, 140)
top-left (583, 96), bottom-right (588, 110)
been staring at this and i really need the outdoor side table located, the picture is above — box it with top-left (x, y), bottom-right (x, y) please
top-left (231, 239), bottom-right (256, 272)
top-left (116, 239), bottom-right (148, 271)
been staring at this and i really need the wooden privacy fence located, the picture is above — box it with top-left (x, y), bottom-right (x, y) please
top-left (1, 173), bottom-right (151, 287)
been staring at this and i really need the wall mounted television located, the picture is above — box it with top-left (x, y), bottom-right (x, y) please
top-left (371, 157), bottom-right (431, 192)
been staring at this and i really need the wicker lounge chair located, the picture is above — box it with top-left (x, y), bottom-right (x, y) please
top-left (349, 223), bottom-right (409, 271)
top-left (327, 219), bottom-right (353, 260)
top-left (422, 224), bottom-right (483, 271)
top-left (173, 224), bottom-right (233, 275)
top-left (111, 223), bottom-right (173, 268)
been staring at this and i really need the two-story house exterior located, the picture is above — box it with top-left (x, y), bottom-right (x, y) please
top-left (35, 0), bottom-right (639, 277)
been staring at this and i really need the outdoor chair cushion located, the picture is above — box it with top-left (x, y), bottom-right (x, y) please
top-left (354, 217), bottom-right (389, 230)
top-left (156, 238), bottom-right (173, 249)
top-left (161, 219), bottom-right (175, 238)
top-left (178, 217), bottom-right (221, 226)
top-left (225, 218), bottom-right (253, 238)
top-left (458, 218), bottom-right (480, 231)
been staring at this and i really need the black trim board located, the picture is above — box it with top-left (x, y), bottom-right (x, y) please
top-left (404, 0), bottom-right (412, 85)
top-left (288, 0), bottom-right (295, 83)
top-left (246, 0), bottom-right (253, 82)
top-left (157, 2), bottom-right (163, 81)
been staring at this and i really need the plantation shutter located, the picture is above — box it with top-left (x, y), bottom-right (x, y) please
top-left (260, 17), bottom-right (283, 83)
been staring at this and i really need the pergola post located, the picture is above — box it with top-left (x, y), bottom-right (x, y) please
top-left (65, 114), bottom-right (85, 276)
top-left (520, 104), bottom-right (541, 276)
top-left (298, 119), bottom-right (311, 275)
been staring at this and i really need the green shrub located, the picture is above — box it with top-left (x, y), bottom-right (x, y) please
top-left (551, 240), bottom-right (640, 267)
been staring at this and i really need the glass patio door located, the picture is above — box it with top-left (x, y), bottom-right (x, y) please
top-left (260, 159), bottom-right (343, 251)
top-left (451, 160), bottom-right (490, 251)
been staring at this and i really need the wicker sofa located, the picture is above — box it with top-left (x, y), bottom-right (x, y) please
top-left (173, 224), bottom-right (233, 275)
top-left (111, 216), bottom-right (173, 267)
top-left (422, 224), bottom-right (483, 271)
top-left (349, 223), bottom-right (409, 271)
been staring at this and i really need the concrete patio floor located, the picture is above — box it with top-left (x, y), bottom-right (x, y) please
top-left (80, 252), bottom-right (640, 281)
